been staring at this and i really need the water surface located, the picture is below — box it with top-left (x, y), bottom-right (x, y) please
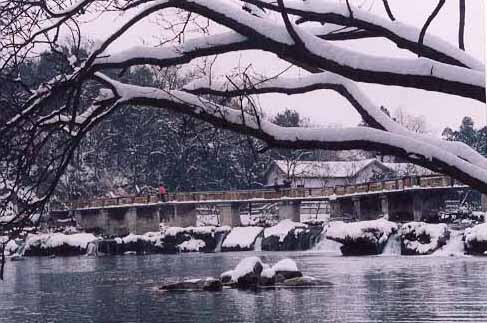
top-left (1, 252), bottom-right (487, 323)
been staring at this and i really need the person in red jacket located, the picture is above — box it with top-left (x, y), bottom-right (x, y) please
top-left (159, 184), bottom-right (167, 202)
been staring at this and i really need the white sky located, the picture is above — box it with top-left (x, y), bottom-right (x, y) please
top-left (79, 0), bottom-right (487, 135)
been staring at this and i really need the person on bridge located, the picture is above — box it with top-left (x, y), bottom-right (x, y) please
top-left (159, 184), bottom-right (167, 202)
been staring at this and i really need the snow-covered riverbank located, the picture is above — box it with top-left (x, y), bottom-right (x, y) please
top-left (6, 218), bottom-right (487, 258)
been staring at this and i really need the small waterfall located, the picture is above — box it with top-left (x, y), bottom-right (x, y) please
top-left (214, 234), bottom-right (225, 253)
top-left (381, 233), bottom-right (401, 256)
top-left (433, 230), bottom-right (465, 256)
top-left (253, 236), bottom-right (263, 252)
top-left (16, 242), bottom-right (26, 257)
top-left (86, 242), bottom-right (98, 256)
top-left (314, 237), bottom-right (342, 255)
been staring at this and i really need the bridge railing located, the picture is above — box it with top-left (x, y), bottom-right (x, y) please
top-left (66, 175), bottom-right (462, 210)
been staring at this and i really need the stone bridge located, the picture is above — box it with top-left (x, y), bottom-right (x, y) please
top-left (54, 175), bottom-right (470, 236)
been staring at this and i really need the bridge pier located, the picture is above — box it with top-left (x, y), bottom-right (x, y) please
top-left (482, 194), bottom-right (487, 212)
top-left (412, 193), bottom-right (424, 222)
top-left (278, 201), bottom-right (301, 222)
top-left (380, 195), bottom-right (389, 220)
top-left (134, 206), bottom-right (160, 234)
top-left (329, 200), bottom-right (341, 220)
top-left (218, 203), bottom-right (241, 227)
top-left (352, 197), bottom-right (361, 221)
top-left (160, 204), bottom-right (197, 227)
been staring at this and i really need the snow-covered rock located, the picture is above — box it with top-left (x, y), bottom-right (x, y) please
top-left (258, 258), bottom-right (302, 285)
top-left (23, 233), bottom-right (99, 256)
top-left (4, 239), bottom-right (19, 256)
top-left (400, 222), bottom-right (450, 255)
top-left (221, 226), bottom-right (263, 251)
top-left (264, 220), bottom-right (306, 242)
top-left (262, 220), bottom-right (323, 251)
top-left (464, 223), bottom-right (487, 255)
top-left (162, 226), bottom-right (230, 253)
top-left (325, 219), bottom-right (398, 255)
top-left (177, 239), bottom-right (206, 252)
top-left (272, 258), bottom-right (302, 283)
top-left (220, 257), bottom-right (313, 289)
top-left (115, 232), bottom-right (164, 255)
top-left (222, 256), bottom-right (264, 288)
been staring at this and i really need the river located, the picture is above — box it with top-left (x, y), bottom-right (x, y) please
top-left (1, 252), bottom-right (487, 323)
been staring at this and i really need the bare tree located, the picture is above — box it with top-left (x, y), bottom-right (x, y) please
top-left (0, 0), bottom-right (486, 276)
top-left (393, 107), bottom-right (429, 134)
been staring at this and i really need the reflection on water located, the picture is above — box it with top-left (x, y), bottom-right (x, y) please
top-left (1, 252), bottom-right (487, 323)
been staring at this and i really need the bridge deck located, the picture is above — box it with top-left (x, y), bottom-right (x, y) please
top-left (63, 175), bottom-right (467, 211)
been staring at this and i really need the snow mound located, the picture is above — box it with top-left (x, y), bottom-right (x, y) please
top-left (177, 239), bottom-right (206, 252)
top-left (264, 220), bottom-right (307, 242)
top-left (221, 226), bottom-right (263, 250)
top-left (400, 222), bottom-right (450, 255)
top-left (272, 258), bottom-right (298, 272)
top-left (25, 233), bottom-right (98, 250)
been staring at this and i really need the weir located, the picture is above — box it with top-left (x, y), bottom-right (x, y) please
top-left (61, 175), bottom-right (469, 235)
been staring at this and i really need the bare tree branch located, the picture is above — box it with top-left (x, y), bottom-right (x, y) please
top-left (459, 0), bottom-right (466, 50)
top-left (382, 0), bottom-right (395, 21)
top-left (419, 0), bottom-right (446, 53)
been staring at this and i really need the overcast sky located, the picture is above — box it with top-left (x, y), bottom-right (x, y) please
top-left (80, 0), bottom-right (486, 136)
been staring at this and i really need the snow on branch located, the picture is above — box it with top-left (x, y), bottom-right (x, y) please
top-left (241, 0), bottom-right (484, 71)
top-left (184, 72), bottom-right (487, 171)
top-left (97, 73), bottom-right (487, 192)
top-left (93, 32), bottom-right (251, 69)
top-left (93, 0), bottom-right (483, 101)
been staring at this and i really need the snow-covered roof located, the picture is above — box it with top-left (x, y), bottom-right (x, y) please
top-left (272, 159), bottom-right (435, 179)
top-left (382, 163), bottom-right (435, 176)
top-left (273, 159), bottom-right (380, 178)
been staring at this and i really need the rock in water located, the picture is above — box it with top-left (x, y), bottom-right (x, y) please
top-left (259, 268), bottom-right (276, 286)
top-left (325, 219), bottom-right (398, 256)
top-left (272, 258), bottom-right (302, 283)
top-left (283, 276), bottom-right (331, 287)
top-left (400, 222), bottom-right (450, 255)
top-left (203, 278), bottom-right (223, 291)
top-left (235, 259), bottom-right (263, 289)
top-left (220, 270), bottom-right (234, 285)
top-left (160, 278), bottom-right (222, 292)
top-left (219, 256), bottom-right (264, 288)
